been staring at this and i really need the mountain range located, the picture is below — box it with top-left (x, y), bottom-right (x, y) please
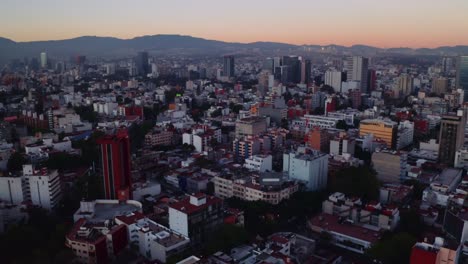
top-left (1, 34), bottom-right (468, 64)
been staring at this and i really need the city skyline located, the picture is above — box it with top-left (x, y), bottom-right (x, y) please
top-left (1, 0), bottom-right (468, 48)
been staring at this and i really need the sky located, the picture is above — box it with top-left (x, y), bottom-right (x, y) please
top-left (1, 0), bottom-right (468, 48)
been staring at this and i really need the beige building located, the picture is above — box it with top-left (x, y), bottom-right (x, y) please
top-left (213, 174), bottom-right (298, 205)
top-left (235, 117), bottom-right (267, 138)
top-left (145, 129), bottom-right (173, 147)
top-left (372, 150), bottom-right (408, 183)
top-left (432, 77), bottom-right (449, 95)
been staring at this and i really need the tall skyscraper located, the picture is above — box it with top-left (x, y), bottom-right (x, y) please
top-left (223, 55), bottom-right (235, 77)
top-left (397, 74), bottom-right (414, 97)
top-left (442, 57), bottom-right (454, 75)
top-left (135, 51), bottom-right (149, 76)
top-left (282, 56), bottom-right (301, 83)
top-left (346, 56), bottom-right (369, 93)
top-left (300, 59), bottom-right (311, 84)
top-left (432, 77), bottom-right (449, 95)
top-left (263, 57), bottom-right (274, 73)
top-left (40, 52), bottom-right (47, 68)
top-left (439, 110), bottom-right (467, 165)
top-left (367, 69), bottom-right (377, 91)
top-left (456, 56), bottom-right (468, 102)
top-left (324, 70), bottom-right (344, 92)
top-left (97, 130), bottom-right (132, 200)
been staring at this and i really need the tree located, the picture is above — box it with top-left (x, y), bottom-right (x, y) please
top-left (124, 97), bottom-right (133, 105)
top-left (280, 118), bottom-right (289, 129)
top-left (44, 152), bottom-right (85, 171)
top-left (330, 166), bottom-right (380, 201)
top-left (72, 130), bottom-right (105, 166)
top-left (230, 103), bottom-right (244, 114)
top-left (74, 105), bottom-right (98, 123)
top-left (355, 145), bottom-right (372, 165)
top-left (336, 120), bottom-right (349, 130)
top-left (165, 89), bottom-right (178, 103)
top-left (397, 209), bottom-right (425, 237)
top-left (320, 85), bottom-right (335, 94)
top-left (0, 208), bottom-right (74, 263)
top-left (367, 233), bottom-right (417, 264)
top-left (204, 224), bottom-right (249, 254)
top-left (7, 152), bottom-right (27, 172)
top-left (10, 127), bottom-right (19, 143)
top-left (210, 108), bottom-right (222, 117)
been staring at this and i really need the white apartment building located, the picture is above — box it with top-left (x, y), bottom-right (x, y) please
top-left (291, 115), bottom-right (340, 132)
top-left (330, 137), bottom-right (355, 156)
top-left (396, 120), bottom-right (414, 150)
top-left (455, 148), bottom-right (468, 170)
top-left (0, 176), bottom-right (24, 204)
top-left (324, 70), bottom-right (343, 92)
top-left (0, 164), bottom-right (62, 210)
top-left (283, 146), bottom-right (328, 191)
top-left (243, 155), bottom-right (272, 172)
top-left (212, 175), bottom-right (299, 205)
top-left (93, 102), bottom-right (118, 116)
top-left (182, 126), bottom-right (221, 152)
top-left (23, 165), bottom-right (62, 210)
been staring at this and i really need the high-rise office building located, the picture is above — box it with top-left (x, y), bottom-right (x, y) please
top-left (280, 65), bottom-right (292, 84)
top-left (324, 70), bottom-right (344, 92)
top-left (97, 130), bottom-right (132, 200)
top-left (367, 69), bottom-right (377, 91)
top-left (397, 74), bottom-right (414, 97)
top-left (349, 89), bottom-right (362, 109)
top-left (442, 57), bottom-right (454, 75)
top-left (263, 57), bottom-right (274, 73)
top-left (223, 55), bottom-right (235, 77)
top-left (432, 77), bottom-right (449, 95)
top-left (346, 56), bottom-right (369, 93)
top-left (40, 52), bottom-right (47, 68)
top-left (439, 110), bottom-right (467, 165)
top-left (135, 51), bottom-right (149, 76)
top-left (300, 59), bottom-right (311, 84)
top-left (282, 56), bottom-right (301, 83)
top-left (456, 56), bottom-right (468, 102)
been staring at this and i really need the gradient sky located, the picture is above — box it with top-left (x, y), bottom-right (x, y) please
top-left (1, 0), bottom-right (468, 48)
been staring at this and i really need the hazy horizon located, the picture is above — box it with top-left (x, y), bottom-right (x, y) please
top-left (1, 0), bottom-right (468, 48)
top-left (2, 33), bottom-right (468, 50)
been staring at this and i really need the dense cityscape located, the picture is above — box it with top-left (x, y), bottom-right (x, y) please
top-left (1, 1), bottom-right (468, 264)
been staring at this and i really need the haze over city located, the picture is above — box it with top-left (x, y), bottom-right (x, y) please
top-left (1, 0), bottom-right (468, 48)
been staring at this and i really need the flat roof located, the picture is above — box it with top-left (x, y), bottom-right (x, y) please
top-left (309, 213), bottom-right (381, 243)
top-left (434, 168), bottom-right (462, 187)
top-left (76, 202), bottom-right (141, 223)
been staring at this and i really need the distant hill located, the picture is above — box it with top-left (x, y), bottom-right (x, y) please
top-left (0, 34), bottom-right (467, 64)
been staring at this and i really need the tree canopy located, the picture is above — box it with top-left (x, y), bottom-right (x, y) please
top-left (0, 208), bottom-right (74, 264)
top-left (330, 166), bottom-right (380, 201)
top-left (204, 224), bottom-right (250, 254)
top-left (7, 152), bottom-right (27, 172)
top-left (367, 232), bottom-right (417, 264)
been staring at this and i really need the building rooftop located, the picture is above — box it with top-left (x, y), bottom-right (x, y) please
top-left (74, 200), bottom-right (142, 223)
top-left (433, 168), bottom-right (462, 188)
top-left (360, 118), bottom-right (397, 127)
top-left (237, 116), bottom-right (266, 124)
top-left (309, 213), bottom-right (381, 244)
top-left (169, 194), bottom-right (222, 215)
top-left (136, 218), bottom-right (189, 248)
